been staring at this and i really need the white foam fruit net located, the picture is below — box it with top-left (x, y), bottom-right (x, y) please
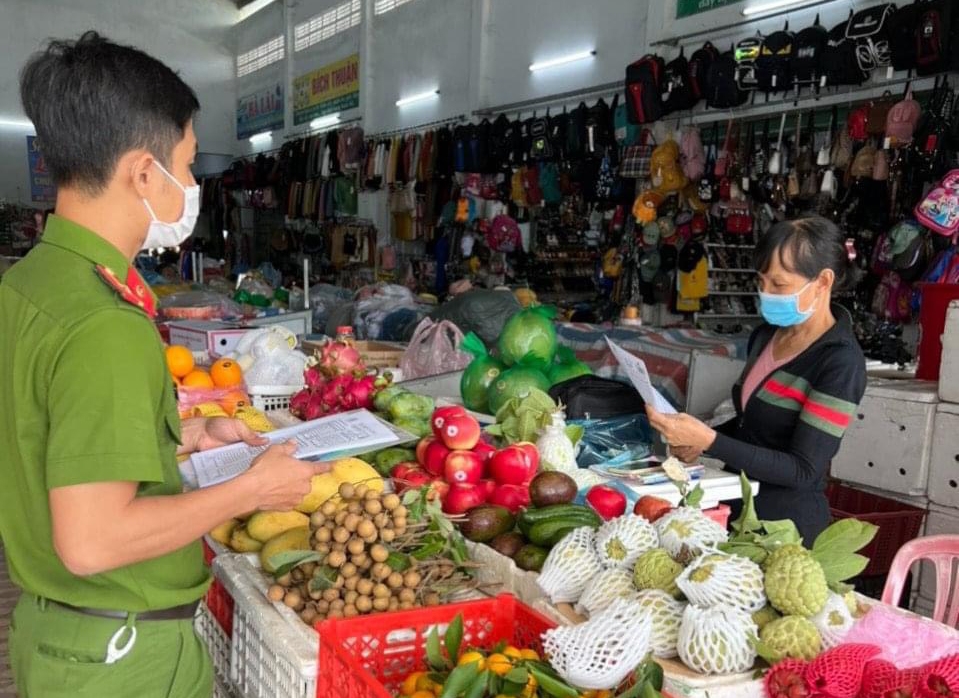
top-left (676, 551), bottom-right (766, 612)
top-left (633, 589), bottom-right (686, 659)
top-left (811, 592), bottom-right (855, 649)
top-left (677, 604), bottom-right (758, 675)
top-left (544, 597), bottom-right (653, 690)
top-left (537, 526), bottom-right (602, 603)
top-left (655, 507), bottom-right (729, 559)
top-left (594, 514), bottom-right (659, 570)
top-left (575, 568), bottom-right (635, 616)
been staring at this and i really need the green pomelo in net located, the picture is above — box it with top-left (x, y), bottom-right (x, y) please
top-left (497, 306), bottom-right (558, 369)
top-left (487, 365), bottom-right (551, 414)
top-left (459, 332), bottom-right (505, 413)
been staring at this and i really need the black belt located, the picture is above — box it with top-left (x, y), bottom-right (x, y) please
top-left (48, 599), bottom-right (199, 621)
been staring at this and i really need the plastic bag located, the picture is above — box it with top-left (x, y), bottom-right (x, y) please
top-left (309, 284), bottom-right (353, 334)
top-left (497, 305), bottom-right (558, 369)
top-left (353, 283), bottom-right (420, 340)
top-left (428, 289), bottom-right (521, 347)
top-left (399, 318), bottom-right (472, 380)
top-left (571, 414), bottom-right (653, 469)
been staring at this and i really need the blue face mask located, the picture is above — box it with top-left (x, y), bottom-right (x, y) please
top-left (759, 281), bottom-right (817, 327)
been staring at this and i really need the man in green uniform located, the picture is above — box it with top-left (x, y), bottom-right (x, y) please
top-left (0, 32), bottom-right (328, 697)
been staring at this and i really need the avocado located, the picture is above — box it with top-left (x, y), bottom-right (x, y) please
top-left (514, 544), bottom-right (549, 572)
top-left (459, 505), bottom-right (516, 543)
top-left (528, 471), bottom-right (578, 508)
top-left (488, 531), bottom-right (526, 559)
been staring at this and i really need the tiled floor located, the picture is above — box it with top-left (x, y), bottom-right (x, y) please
top-left (0, 547), bottom-right (17, 698)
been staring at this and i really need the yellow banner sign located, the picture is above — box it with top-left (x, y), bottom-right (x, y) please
top-left (293, 53), bottom-right (360, 125)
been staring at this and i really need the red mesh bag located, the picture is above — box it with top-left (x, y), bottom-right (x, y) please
top-left (765, 659), bottom-right (812, 698)
top-left (802, 644), bottom-right (881, 698)
top-left (861, 658), bottom-right (924, 698)
top-left (916, 653), bottom-right (959, 698)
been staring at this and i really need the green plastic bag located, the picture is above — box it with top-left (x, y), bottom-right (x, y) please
top-left (459, 332), bottom-right (505, 413)
top-left (486, 363), bottom-right (551, 414)
top-left (497, 306), bottom-right (558, 370)
top-left (547, 346), bottom-right (593, 386)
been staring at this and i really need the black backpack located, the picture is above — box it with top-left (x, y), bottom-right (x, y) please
top-left (567, 103), bottom-right (588, 160)
top-left (705, 48), bottom-right (749, 109)
top-left (548, 375), bottom-right (645, 419)
top-left (916, 0), bottom-right (956, 76)
top-left (846, 3), bottom-right (896, 73)
top-left (792, 16), bottom-right (828, 91)
top-left (734, 35), bottom-right (762, 92)
top-left (528, 113), bottom-right (551, 160)
top-left (626, 55), bottom-right (666, 124)
top-left (586, 98), bottom-right (613, 155)
top-left (688, 42), bottom-right (719, 102)
top-left (663, 50), bottom-right (698, 114)
top-left (824, 19), bottom-right (869, 86)
top-left (890, 2), bottom-right (921, 71)
top-left (756, 24), bottom-right (795, 93)
top-left (489, 114), bottom-right (511, 170)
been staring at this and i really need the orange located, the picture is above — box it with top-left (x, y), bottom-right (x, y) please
top-left (519, 648), bottom-right (539, 661)
top-left (409, 692), bottom-right (434, 698)
top-left (210, 358), bottom-right (243, 388)
top-left (182, 370), bottom-right (215, 388)
top-left (486, 652), bottom-right (512, 676)
top-left (457, 651), bottom-right (486, 670)
top-left (503, 645), bottom-right (523, 661)
top-left (165, 345), bottom-right (195, 378)
top-left (400, 672), bottom-right (425, 696)
top-left (219, 389), bottom-right (250, 416)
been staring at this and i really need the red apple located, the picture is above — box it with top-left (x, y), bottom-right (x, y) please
top-left (488, 445), bottom-right (535, 486)
top-left (634, 495), bottom-right (674, 523)
top-left (438, 413), bottom-right (482, 451)
top-left (392, 465), bottom-right (431, 494)
top-left (390, 461), bottom-right (418, 480)
top-left (586, 485), bottom-right (628, 521)
top-left (431, 405), bottom-right (467, 438)
top-left (443, 483), bottom-right (487, 515)
top-left (472, 440), bottom-right (496, 465)
top-left (428, 478), bottom-right (450, 503)
top-left (514, 442), bottom-right (540, 481)
top-left (480, 479), bottom-right (497, 500)
top-left (416, 436), bottom-right (436, 466)
top-left (487, 483), bottom-right (531, 514)
top-left (444, 450), bottom-right (485, 485)
top-left (422, 440), bottom-right (452, 477)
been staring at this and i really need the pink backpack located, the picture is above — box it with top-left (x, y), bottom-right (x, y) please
top-left (680, 127), bottom-right (706, 182)
top-left (915, 169), bottom-right (959, 236)
top-left (886, 90), bottom-right (922, 146)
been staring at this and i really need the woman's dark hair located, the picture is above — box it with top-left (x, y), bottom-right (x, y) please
top-left (754, 217), bottom-right (860, 292)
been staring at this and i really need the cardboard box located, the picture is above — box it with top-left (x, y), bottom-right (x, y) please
top-left (168, 321), bottom-right (251, 356)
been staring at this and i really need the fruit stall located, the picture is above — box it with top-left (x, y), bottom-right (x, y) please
top-left (178, 306), bottom-right (959, 698)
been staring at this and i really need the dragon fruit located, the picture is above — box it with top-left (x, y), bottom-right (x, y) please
top-left (317, 340), bottom-right (363, 377)
top-left (304, 366), bottom-right (326, 390)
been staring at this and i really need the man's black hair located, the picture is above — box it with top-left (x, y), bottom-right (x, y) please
top-left (20, 30), bottom-right (199, 195)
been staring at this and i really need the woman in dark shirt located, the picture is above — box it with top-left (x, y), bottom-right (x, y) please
top-left (646, 217), bottom-right (867, 544)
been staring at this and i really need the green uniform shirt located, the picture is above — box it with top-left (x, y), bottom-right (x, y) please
top-left (0, 214), bottom-right (209, 611)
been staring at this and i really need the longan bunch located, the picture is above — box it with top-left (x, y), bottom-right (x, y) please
top-left (267, 481), bottom-right (444, 625)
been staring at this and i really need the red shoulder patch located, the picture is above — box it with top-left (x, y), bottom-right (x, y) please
top-left (95, 265), bottom-right (157, 319)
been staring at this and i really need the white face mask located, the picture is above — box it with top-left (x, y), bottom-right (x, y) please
top-left (142, 160), bottom-right (199, 250)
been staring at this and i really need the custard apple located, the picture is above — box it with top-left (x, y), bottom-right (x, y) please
top-left (575, 568), bottom-right (635, 616)
top-left (676, 552), bottom-right (766, 612)
top-left (594, 514), bottom-right (659, 569)
top-left (764, 549), bottom-right (828, 617)
top-left (655, 507), bottom-right (729, 561)
top-left (633, 548), bottom-right (684, 599)
top-left (634, 589), bottom-right (686, 658)
top-left (759, 615), bottom-right (822, 661)
top-left (762, 543), bottom-right (808, 571)
top-left (537, 526), bottom-right (602, 604)
top-left (811, 592), bottom-right (855, 649)
top-left (751, 605), bottom-right (781, 631)
top-left (677, 603), bottom-right (758, 675)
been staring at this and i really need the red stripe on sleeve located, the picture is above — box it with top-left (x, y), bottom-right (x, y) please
top-left (764, 379), bottom-right (808, 405)
top-left (803, 399), bottom-right (853, 429)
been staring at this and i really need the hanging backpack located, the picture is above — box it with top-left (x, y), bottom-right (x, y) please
top-left (916, 0), bottom-right (955, 76)
top-left (868, 92), bottom-right (896, 138)
top-left (567, 103), bottom-right (588, 160)
top-left (626, 55), bottom-right (667, 125)
top-left (734, 35), bottom-right (762, 93)
top-left (846, 3), bottom-right (896, 73)
top-left (529, 113), bottom-right (552, 161)
top-left (680, 126), bottom-right (706, 182)
top-left (705, 48), bottom-right (748, 109)
top-left (664, 49), bottom-right (698, 114)
top-left (886, 88), bottom-right (922, 146)
top-left (586, 99), bottom-right (613, 155)
top-left (792, 15), bottom-right (828, 92)
top-left (915, 169), bottom-right (959, 236)
top-left (756, 24), bottom-right (795, 94)
top-left (688, 42), bottom-right (720, 102)
top-left (490, 114), bottom-right (511, 170)
top-left (890, 2), bottom-right (921, 71)
top-left (824, 18), bottom-right (869, 86)
top-left (613, 95), bottom-right (641, 146)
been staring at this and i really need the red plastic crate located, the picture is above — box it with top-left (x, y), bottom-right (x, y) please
top-left (703, 503), bottom-right (731, 529)
top-left (826, 482), bottom-right (927, 576)
top-left (202, 538), bottom-right (216, 566)
top-left (205, 577), bottom-right (235, 637)
top-left (316, 594), bottom-right (555, 698)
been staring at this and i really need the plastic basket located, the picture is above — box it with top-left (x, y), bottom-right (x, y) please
top-left (827, 482), bottom-right (927, 576)
top-left (195, 601), bottom-right (233, 689)
top-left (248, 384), bottom-right (302, 413)
top-left (202, 537), bottom-right (235, 637)
top-left (316, 594), bottom-right (555, 698)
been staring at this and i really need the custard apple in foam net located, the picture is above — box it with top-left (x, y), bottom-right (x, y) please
top-left (537, 526), bottom-right (602, 604)
top-left (676, 551), bottom-right (766, 612)
top-left (575, 568), bottom-right (635, 616)
top-left (764, 547), bottom-right (828, 617)
top-left (594, 514), bottom-right (659, 570)
top-left (633, 548), bottom-right (684, 598)
top-left (633, 589), bottom-right (686, 659)
top-left (655, 507), bottom-right (729, 560)
top-left (759, 615), bottom-right (822, 661)
top-left (811, 592), bottom-right (855, 649)
top-left (677, 603), bottom-right (757, 675)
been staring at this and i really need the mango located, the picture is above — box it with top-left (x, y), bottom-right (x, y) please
top-left (209, 518), bottom-right (239, 546)
top-left (246, 510), bottom-right (310, 542)
top-left (295, 473), bottom-right (341, 514)
top-left (331, 458), bottom-right (384, 493)
top-left (229, 525), bottom-right (263, 553)
top-left (259, 526), bottom-right (311, 573)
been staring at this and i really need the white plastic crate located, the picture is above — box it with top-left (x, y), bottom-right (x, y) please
top-left (194, 601), bottom-right (234, 696)
top-left (247, 385), bottom-right (301, 413)
top-left (212, 554), bottom-right (318, 698)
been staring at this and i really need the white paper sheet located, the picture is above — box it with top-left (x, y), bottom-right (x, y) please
top-left (604, 337), bottom-right (678, 414)
top-left (190, 409), bottom-right (412, 488)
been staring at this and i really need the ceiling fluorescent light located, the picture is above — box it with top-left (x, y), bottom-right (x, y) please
top-left (248, 131), bottom-right (273, 145)
top-left (742, 0), bottom-right (819, 16)
top-left (396, 90), bottom-right (440, 107)
top-left (310, 114), bottom-right (341, 130)
top-left (237, 0), bottom-right (278, 23)
top-left (529, 50), bottom-right (596, 72)
top-left (0, 117), bottom-right (34, 130)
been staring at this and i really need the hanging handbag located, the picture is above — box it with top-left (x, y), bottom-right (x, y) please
top-left (768, 113), bottom-right (787, 175)
top-left (817, 107), bottom-right (835, 166)
top-left (619, 129), bottom-right (655, 179)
